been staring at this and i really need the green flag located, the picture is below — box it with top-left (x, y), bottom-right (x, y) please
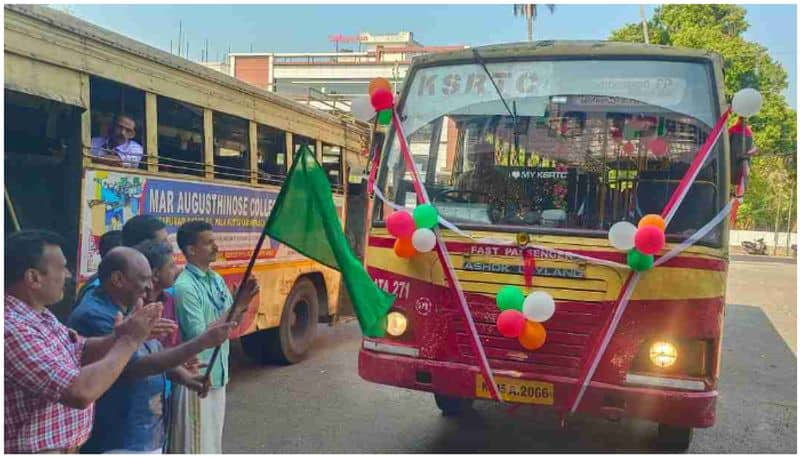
top-left (264, 145), bottom-right (394, 337)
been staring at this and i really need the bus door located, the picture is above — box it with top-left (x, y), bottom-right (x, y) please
top-left (5, 89), bottom-right (84, 320)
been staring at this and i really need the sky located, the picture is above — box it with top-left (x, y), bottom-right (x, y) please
top-left (63, 3), bottom-right (797, 107)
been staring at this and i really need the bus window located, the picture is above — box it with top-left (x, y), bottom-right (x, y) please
top-left (89, 76), bottom-right (146, 169)
top-left (157, 97), bottom-right (204, 176)
top-left (293, 134), bottom-right (315, 155)
top-left (213, 111), bottom-right (250, 182)
top-left (321, 143), bottom-right (343, 193)
top-left (256, 124), bottom-right (287, 185)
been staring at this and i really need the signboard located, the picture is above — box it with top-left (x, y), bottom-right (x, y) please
top-left (79, 170), bottom-right (343, 280)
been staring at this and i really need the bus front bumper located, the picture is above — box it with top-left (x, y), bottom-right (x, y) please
top-left (358, 347), bottom-right (717, 428)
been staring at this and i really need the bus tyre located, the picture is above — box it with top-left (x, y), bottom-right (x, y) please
top-left (269, 278), bottom-right (320, 365)
top-left (433, 394), bottom-right (473, 416)
top-left (656, 424), bottom-right (693, 451)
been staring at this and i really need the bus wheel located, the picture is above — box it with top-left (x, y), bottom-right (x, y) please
top-left (656, 424), bottom-right (694, 451)
top-left (269, 278), bottom-right (319, 365)
top-left (434, 394), bottom-right (473, 416)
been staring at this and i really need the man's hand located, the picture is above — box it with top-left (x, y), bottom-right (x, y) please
top-left (171, 366), bottom-right (210, 398)
top-left (113, 302), bottom-right (163, 344)
top-left (233, 277), bottom-right (260, 308)
top-left (149, 318), bottom-right (178, 340)
top-left (184, 355), bottom-right (201, 375)
top-left (197, 321), bottom-right (238, 350)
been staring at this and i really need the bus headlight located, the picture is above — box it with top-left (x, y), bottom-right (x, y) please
top-left (386, 311), bottom-right (408, 337)
top-left (649, 341), bottom-right (678, 368)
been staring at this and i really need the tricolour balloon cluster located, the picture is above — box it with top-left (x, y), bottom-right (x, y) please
top-left (386, 204), bottom-right (439, 258)
top-left (494, 285), bottom-right (555, 351)
top-left (368, 78), bottom-right (394, 125)
top-left (608, 214), bottom-right (666, 271)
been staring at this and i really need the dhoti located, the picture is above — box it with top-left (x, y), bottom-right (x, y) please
top-left (167, 384), bottom-right (226, 453)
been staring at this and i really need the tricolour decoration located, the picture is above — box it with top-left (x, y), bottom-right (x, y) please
top-left (608, 213), bottom-right (666, 271)
top-left (493, 285), bottom-right (555, 351)
top-left (386, 204), bottom-right (440, 259)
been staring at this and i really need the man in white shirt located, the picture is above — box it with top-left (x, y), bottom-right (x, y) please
top-left (91, 114), bottom-right (144, 168)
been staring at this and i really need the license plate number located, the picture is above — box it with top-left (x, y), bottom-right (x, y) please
top-left (475, 374), bottom-right (554, 405)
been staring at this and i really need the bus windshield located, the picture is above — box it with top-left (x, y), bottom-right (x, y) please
top-left (380, 58), bottom-right (723, 241)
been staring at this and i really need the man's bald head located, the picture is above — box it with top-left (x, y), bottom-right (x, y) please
top-left (97, 246), bottom-right (153, 308)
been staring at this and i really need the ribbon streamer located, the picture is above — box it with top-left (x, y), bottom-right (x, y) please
top-left (390, 109), bottom-right (503, 403)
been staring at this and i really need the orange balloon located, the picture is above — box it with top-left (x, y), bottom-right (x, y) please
top-left (638, 214), bottom-right (666, 232)
top-left (393, 237), bottom-right (417, 258)
top-left (368, 78), bottom-right (392, 96)
top-left (518, 320), bottom-right (546, 350)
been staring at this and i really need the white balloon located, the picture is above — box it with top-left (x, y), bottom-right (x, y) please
top-left (732, 88), bottom-right (763, 117)
top-left (608, 221), bottom-right (637, 251)
top-left (523, 291), bottom-right (556, 322)
top-left (349, 97), bottom-right (375, 122)
top-left (411, 228), bottom-right (436, 252)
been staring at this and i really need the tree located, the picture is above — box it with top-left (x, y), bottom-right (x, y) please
top-left (513, 4), bottom-right (555, 42)
top-left (610, 5), bottom-right (797, 232)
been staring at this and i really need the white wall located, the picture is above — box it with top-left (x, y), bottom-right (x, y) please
top-left (729, 230), bottom-right (797, 247)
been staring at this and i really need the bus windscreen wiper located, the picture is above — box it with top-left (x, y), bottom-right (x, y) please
top-left (471, 48), bottom-right (520, 154)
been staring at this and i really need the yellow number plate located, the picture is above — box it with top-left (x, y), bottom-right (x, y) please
top-left (475, 374), bottom-right (554, 405)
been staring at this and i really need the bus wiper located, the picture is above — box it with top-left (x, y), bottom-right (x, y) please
top-left (471, 48), bottom-right (518, 126)
top-left (471, 49), bottom-right (520, 153)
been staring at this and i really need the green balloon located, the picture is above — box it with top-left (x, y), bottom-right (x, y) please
top-left (377, 109), bottom-right (392, 125)
top-left (627, 249), bottom-right (654, 272)
top-left (496, 285), bottom-right (525, 311)
top-left (413, 204), bottom-right (439, 229)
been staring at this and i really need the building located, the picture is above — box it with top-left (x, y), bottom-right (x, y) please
top-left (199, 31), bottom-right (466, 112)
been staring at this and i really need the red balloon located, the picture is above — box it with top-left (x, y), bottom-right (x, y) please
top-left (622, 141), bottom-right (635, 155)
top-left (634, 225), bottom-right (666, 255)
top-left (497, 310), bottom-right (526, 338)
top-left (386, 211), bottom-right (415, 239)
top-left (370, 88), bottom-right (394, 111)
top-left (648, 137), bottom-right (669, 157)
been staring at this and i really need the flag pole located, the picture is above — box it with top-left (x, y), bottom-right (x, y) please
top-left (200, 226), bottom-right (269, 386)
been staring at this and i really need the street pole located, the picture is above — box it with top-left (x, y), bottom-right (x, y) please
top-left (640, 5), bottom-right (650, 44)
top-left (786, 183), bottom-right (794, 255)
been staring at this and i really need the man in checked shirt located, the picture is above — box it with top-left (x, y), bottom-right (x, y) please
top-left (4, 230), bottom-right (163, 453)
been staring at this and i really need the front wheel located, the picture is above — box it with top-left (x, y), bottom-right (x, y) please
top-left (656, 424), bottom-right (693, 451)
top-left (433, 393), bottom-right (473, 416)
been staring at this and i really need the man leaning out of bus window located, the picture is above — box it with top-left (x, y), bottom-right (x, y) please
top-left (91, 113), bottom-right (144, 168)
top-left (67, 246), bottom-right (239, 453)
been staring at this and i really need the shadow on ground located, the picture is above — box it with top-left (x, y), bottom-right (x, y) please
top-left (223, 305), bottom-right (795, 453)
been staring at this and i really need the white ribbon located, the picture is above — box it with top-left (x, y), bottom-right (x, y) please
top-left (654, 199), bottom-right (735, 267)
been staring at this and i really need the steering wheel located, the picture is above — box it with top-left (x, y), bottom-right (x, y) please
top-left (432, 189), bottom-right (492, 204)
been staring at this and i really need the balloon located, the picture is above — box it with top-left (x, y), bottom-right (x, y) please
top-left (413, 204), bottom-right (439, 229)
top-left (622, 141), bottom-right (635, 155)
top-left (634, 225), bottom-right (665, 255)
top-left (518, 320), bottom-right (547, 351)
top-left (638, 214), bottom-right (666, 232)
top-left (732, 88), bottom-right (763, 117)
top-left (608, 221), bottom-right (637, 251)
top-left (522, 291), bottom-right (556, 322)
top-left (370, 88), bottom-right (394, 111)
top-left (497, 310), bottom-right (526, 338)
top-left (368, 77), bottom-right (392, 96)
top-left (377, 109), bottom-right (392, 125)
top-left (393, 237), bottom-right (416, 258)
top-left (627, 248), bottom-right (654, 272)
top-left (496, 285), bottom-right (525, 311)
top-left (350, 97), bottom-right (374, 122)
top-left (411, 228), bottom-right (436, 252)
top-left (647, 137), bottom-right (668, 157)
top-left (386, 211), bottom-right (415, 239)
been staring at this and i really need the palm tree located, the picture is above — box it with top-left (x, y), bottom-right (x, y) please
top-left (513, 4), bottom-right (556, 42)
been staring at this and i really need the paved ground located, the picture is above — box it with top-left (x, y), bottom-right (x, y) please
top-left (223, 260), bottom-right (797, 453)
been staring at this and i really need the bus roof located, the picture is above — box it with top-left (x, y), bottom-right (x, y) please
top-left (411, 40), bottom-right (724, 68)
top-left (5, 4), bottom-right (361, 128)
